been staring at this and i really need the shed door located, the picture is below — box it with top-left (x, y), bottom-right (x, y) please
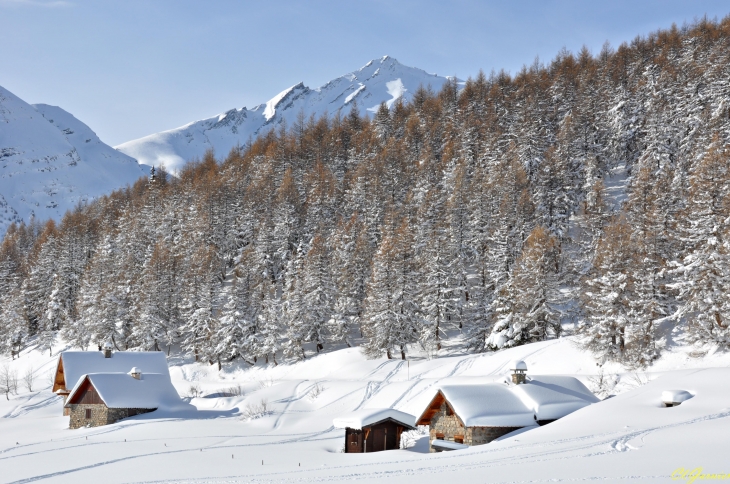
top-left (371, 428), bottom-right (386, 452)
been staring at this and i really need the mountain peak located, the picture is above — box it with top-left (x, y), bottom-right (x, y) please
top-left (116, 59), bottom-right (455, 173)
top-left (0, 85), bottom-right (146, 235)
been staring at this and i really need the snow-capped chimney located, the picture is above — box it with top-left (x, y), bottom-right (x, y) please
top-left (130, 367), bottom-right (141, 380)
top-left (102, 342), bottom-right (113, 358)
top-left (510, 360), bottom-right (527, 384)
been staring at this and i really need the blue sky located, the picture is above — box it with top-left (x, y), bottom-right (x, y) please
top-left (1, 0), bottom-right (729, 146)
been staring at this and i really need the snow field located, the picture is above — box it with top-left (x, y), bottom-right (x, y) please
top-left (1, 338), bottom-right (729, 483)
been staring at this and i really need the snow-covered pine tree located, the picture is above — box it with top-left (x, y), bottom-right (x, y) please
top-left (362, 221), bottom-right (420, 360)
top-left (672, 138), bottom-right (730, 347)
top-left (579, 217), bottom-right (655, 364)
top-left (487, 226), bottom-right (562, 349)
top-left (296, 233), bottom-right (336, 352)
top-left (180, 245), bottom-right (221, 367)
top-left (330, 214), bottom-right (372, 344)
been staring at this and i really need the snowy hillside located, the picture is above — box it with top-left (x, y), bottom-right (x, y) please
top-left (0, 85), bottom-right (146, 234)
top-left (1, 338), bottom-right (729, 483)
top-left (116, 56), bottom-right (454, 173)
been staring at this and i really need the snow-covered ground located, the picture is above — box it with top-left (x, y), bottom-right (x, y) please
top-left (1, 338), bottom-right (728, 483)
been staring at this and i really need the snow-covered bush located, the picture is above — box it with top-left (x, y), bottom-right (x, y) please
top-left (186, 383), bottom-right (202, 398)
top-left (308, 382), bottom-right (324, 401)
top-left (587, 369), bottom-right (619, 399)
top-left (222, 384), bottom-right (244, 397)
top-left (241, 399), bottom-right (270, 420)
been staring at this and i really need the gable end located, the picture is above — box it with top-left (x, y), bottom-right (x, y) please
top-left (416, 391), bottom-right (463, 426)
top-left (66, 377), bottom-right (107, 407)
top-left (52, 355), bottom-right (66, 394)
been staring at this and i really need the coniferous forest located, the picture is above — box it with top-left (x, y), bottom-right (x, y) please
top-left (2, 19), bottom-right (730, 369)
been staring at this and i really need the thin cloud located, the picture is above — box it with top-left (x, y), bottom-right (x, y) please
top-left (0, 0), bottom-right (72, 7)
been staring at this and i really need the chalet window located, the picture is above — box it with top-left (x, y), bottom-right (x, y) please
top-left (454, 435), bottom-right (464, 444)
top-left (435, 432), bottom-right (445, 439)
top-left (85, 409), bottom-right (92, 419)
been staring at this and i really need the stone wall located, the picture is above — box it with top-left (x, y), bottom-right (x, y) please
top-left (466, 426), bottom-right (523, 445)
top-left (428, 402), bottom-right (466, 452)
top-left (68, 404), bottom-right (154, 429)
top-left (428, 401), bottom-right (525, 451)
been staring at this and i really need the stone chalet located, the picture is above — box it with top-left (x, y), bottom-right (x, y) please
top-left (416, 360), bottom-right (599, 452)
top-left (52, 344), bottom-right (172, 415)
top-left (64, 369), bottom-right (185, 429)
top-left (52, 344), bottom-right (186, 428)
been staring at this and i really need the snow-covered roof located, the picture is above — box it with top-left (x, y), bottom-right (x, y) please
top-left (425, 376), bottom-right (598, 427)
top-left (333, 408), bottom-right (416, 430)
top-left (440, 384), bottom-right (536, 427)
top-left (65, 373), bottom-right (187, 410)
top-left (56, 351), bottom-right (171, 392)
top-left (511, 376), bottom-right (600, 421)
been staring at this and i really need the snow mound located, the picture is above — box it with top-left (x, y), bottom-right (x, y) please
top-left (661, 389), bottom-right (694, 405)
top-left (431, 439), bottom-right (469, 451)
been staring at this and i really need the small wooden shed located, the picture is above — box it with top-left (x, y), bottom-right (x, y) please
top-left (333, 408), bottom-right (416, 453)
top-left (64, 369), bottom-right (185, 429)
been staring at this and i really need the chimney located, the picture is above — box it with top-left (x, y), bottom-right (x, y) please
top-left (103, 342), bottom-right (113, 358)
top-left (510, 360), bottom-right (527, 384)
top-left (130, 367), bottom-right (141, 380)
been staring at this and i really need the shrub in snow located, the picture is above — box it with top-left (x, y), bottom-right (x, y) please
top-left (240, 399), bottom-right (270, 420)
top-left (258, 377), bottom-right (275, 389)
top-left (222, 384), bottom-right (244, 397)
top-left (186, 383), bottom-right (202, 398)
top-left (0, 364), bottom-right (18, 399)
top-left (22, 366), bottom-right (34, 392)
top-left (587, 369), bottom-right (619, 399)
top-left (308, 382), bottom-right (324, 401)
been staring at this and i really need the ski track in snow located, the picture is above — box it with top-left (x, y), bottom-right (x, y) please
top-left (1, 392), bottom-right (57, 419)
top-left (354, 361), bottom-right (405, 410)
top-left (123, 409), bottom-right (730, 484)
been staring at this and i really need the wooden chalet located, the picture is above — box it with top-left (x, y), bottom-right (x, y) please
top-left (333, 408), bottom-right (416, 453)
top-left (416, 361), bottom-right (599, 452)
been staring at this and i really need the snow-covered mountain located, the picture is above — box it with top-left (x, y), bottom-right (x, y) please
top-left (0, 85), bottom-right (146, 234)
top-left (117, 56), bottom-right (454, 173)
